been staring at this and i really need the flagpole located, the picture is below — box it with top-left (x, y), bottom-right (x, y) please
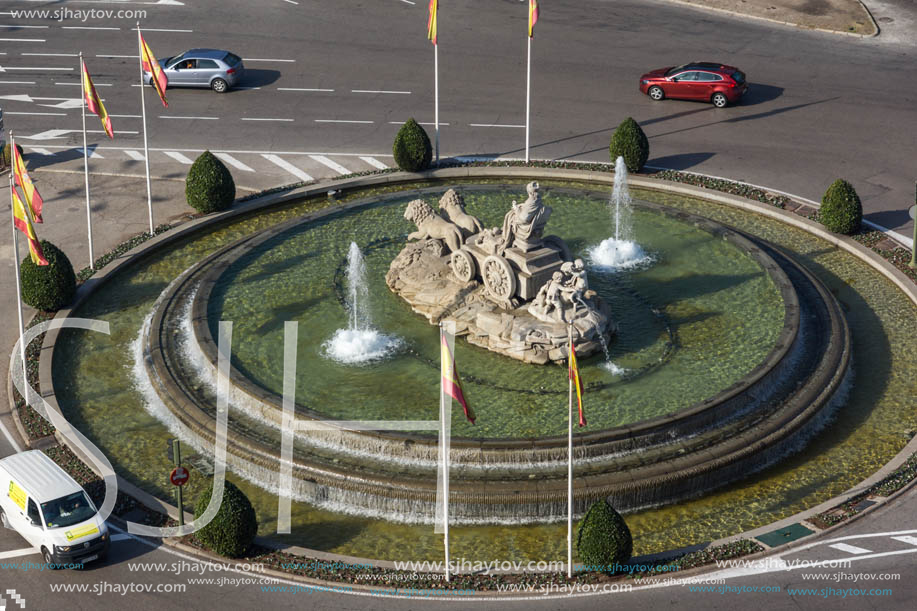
top-left (525, 34), bottom-right (532, 163)
top-left (137, 22), bottom-right (154, 235)
top-left (434, 41), bottom-right (440, 163)
top-left (79, 53), bottom-right (95, 270)
top-left (439, 323), bottom-right (450, 582)
top-left (567, 324), bottom-right (574, 579)
top-left (8, 154), bottom-right (28, 400)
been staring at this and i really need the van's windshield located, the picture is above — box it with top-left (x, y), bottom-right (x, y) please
top-left (41, 491), bottom-right (96, 528)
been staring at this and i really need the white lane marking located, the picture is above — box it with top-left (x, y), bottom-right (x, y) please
top-left (215, 153), bottom-right (254, 172)
top-left (244, 58), bottom-right (296, 62)
top-left (314, 119), bottom-right (373, 124)
top-left (278, 87), bottom-right (333, 92)
top-left (5, 111), bottom-right (66, 116)
top-left (0, 66), bottom-right (72, 71)
top-left (22, 53), bottom-right (77, 57)
top-left (399, 0), bottom-right (416, 5)
top-left (110, 114), bottom-right (142, 118)
top-left (56, 82), bottom-right (112, 87)
top-left (233, 86), bottom-right (261, 90)
top-left (284, 0), bottom-right (300, 4)
top-left (309, 155), bottom-right (351, 176)
top-left (388, 121), bottom-right (450, 126)
top-left (351, 89), bottom-right (411, 95)
top-left (62, 27), bottom-right (120, 31)
top-left (262, 154), bottom-right (313, 182)
top-left (28, 147), bottom-right (54, 156)
top-left (25, 145), bottom-right (393, 158)
top-left (125, 150), bottom-right (146, 161)
top-left (359, 156), bottom-right (388, 170)
top-left (0, 25), bottom-right (48, 29)
top-left (241, 117), bottom-right (293, 122)
top-left (97, 54), bottom-right (139, 59)
top-left (469, 123), bottom-right (525, 128)
top-left (90, 130), bottom-right (137, 135)
top-left (0, 38), bottom-right (45, 42)
top-left (828, 542), bottom-right (873, 555)
top-left (0, 80), bottom-right (35, 84)
top-left (0, 548), bottom-right (39, 560)
top-left (891, 535), bottom-right (917, 547)
top-left (159, 116), bottom-right (219, 120)
top-left (136, 28), bottom-right (193, 33)
top-left (163, 151), bottom-right (193, 164)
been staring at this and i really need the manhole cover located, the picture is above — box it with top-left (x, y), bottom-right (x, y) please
top-left (879, 17), bottom-right (894, 23)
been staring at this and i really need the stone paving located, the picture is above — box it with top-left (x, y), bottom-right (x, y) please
top-left (665, 0), bottom-right (878, 35)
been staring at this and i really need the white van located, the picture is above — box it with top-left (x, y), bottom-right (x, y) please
top-left (0, 450), bottom-right (110, 567)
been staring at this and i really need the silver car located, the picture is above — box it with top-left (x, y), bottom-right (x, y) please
top-left (144, 49), bottom-right (244, 93)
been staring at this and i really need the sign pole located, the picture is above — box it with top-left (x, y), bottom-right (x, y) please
top-left (567, 324), bottom-right (573, 579)
top-left (525, 34), bottom-right (532, 163)
top-left (173, 439), bottom-right (184, 527)
top-left (909, 182), bottom-right (916, 269)
top-left (79, 53), bottom-right (95, 270)
top-left (136, 22), bottom-right (154, 235)
top-left (8, 161), bottom-right (28, 398)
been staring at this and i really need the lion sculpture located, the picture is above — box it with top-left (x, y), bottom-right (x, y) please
top-left (404, 199), bottom-right (465, 254)
top-left (438, 189), bottom-right (483, 238)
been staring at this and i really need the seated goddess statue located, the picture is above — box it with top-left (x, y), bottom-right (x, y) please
top-left (499, 181), bottom-right (551, 252)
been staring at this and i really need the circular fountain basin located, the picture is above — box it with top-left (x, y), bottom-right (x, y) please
top-left (139, 187), bottom-right (849, 523)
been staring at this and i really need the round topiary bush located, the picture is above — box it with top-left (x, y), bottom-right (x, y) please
top-left (576, 499), bottom-right (633, 570)
top-left (20, 241), bottom-right (76, 312)
top-left (186, 150), bottom-right (236, 214)
top-left (820, 179), bottom-right (862, 235)
top-left (609, 117), bottom-right (649, 173)
top-left (393, 118), bottom-right (432, 172)
top-left (194, 480), bottom-right (257, 558)
top-left (2, 142), bottom-right (24, 167)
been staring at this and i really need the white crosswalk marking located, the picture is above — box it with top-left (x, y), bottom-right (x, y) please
top-left (359, 156), bottom-right (388, 170)
top-left (891, 535), bottom-right (917, 547)
top-left (163, 151), bottom-right (193, 164)
top-left (309, 154), bottom-right (351, 176)
top-left (828, 542), bottom-right (873, 555)
top-left (262, 154), bottom-right (313, 182)
top-left (89, 150), bottom-right (103, 159)
top-left (214, 152), bottom-right (254, 172)
top-left (124, 150), bottom-right (145, 161)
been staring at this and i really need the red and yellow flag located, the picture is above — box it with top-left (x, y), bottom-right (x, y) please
top-left (427, 0), bottom-right (438, 45)
top-left (12, 142), bottom-right (43, 224)
top-left (569, 338), bottom-right (585, 427)
top-left (528, 0), bottom-right (540, 38)
top-left (82, 60), bottom-right (113, 139)
top-left (441, 327), bottom-right (475, 424)
top-left (12, 188), bottom-right (48, 266)
top-left (139, 32), bottom-right (169, 107)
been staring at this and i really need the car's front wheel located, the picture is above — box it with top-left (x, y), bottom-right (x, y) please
top-left (648, 86), bottom-right (665, 101)
top-left (711, 92), bottom-right (728, 108)
top-left (42, 547), bottom-right (61, 569)
top-left (211, 78), bottom-right (228, 93)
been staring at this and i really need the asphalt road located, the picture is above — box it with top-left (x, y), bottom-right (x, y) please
top-left (0, 1), bottom-right (915, 609)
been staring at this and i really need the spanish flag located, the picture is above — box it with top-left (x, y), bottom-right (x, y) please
top-left (427, 0), bottom-right (438, 45)
top-left (528, 0), bottom-right (539, 38)
top-left (12, 143), bottom-right (43, 224)
top-left (82, 60), bottom-right (113, 139)
top-left (139, 32), bottom-right (168, 107)
top-left (441, 326), bottom-right (475, 424)
top-left (12, 188), bottom-right (48, 266)
top-left (569, 338), bottom-right (585, 427)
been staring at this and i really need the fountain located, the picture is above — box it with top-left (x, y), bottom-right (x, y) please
top-left (589, 157), bottom-right (653, 270)
top-left (45, 174), bottom-right (917, 561)
top-left (324, 242), bottom-right (401, 364)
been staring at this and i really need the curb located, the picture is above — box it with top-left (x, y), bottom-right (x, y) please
top-left (12, 165), bottom-right (917, 591)
top-left (660, 0), bottom-right (879, 38)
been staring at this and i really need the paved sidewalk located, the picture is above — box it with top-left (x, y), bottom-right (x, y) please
top-left (665, 0), bottom-right (878, 35)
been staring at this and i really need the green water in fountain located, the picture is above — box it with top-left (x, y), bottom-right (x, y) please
top-left (207, 188), bottom-right (783, 438)
top-left (51, 180), bottom-right (917, 562)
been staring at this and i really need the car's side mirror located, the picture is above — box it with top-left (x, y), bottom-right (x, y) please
top-left (30, 517), bottom-right (40, 526)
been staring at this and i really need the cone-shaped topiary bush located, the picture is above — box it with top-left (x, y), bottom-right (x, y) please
top-left (194, 480), bottom-right (257, 558)
top-left (1, 142), bottom-right (24, 167)
top-left (576, 498), bottom-right (633, 570)
top-left (20, 241), bottom-right (76, 312)
top-left (820, 179), bottom-right (862, 235)
top-left (393, 118), bottom-right (432, 172)
top-left (186, 150), bottom-right (236, 214)
top-left (609, 117), bottom-right (649, 173)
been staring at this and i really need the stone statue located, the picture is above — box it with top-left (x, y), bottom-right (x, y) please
top-left (438, 189), bottom-right (483, 238)
top-left (403, 199), bottom-right (465, 254)
top-left (498, 181), bottom-right (551, 252)
top-left (529, 271), bottom-right (566, 321)
top-left (529, 259), bottom-right (591, 323)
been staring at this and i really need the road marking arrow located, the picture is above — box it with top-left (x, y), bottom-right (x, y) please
top-left (19, 129), bottom-right (75, 140)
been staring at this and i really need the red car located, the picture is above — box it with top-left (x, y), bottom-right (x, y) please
top-left (639, 62), bottom-right (747, 108)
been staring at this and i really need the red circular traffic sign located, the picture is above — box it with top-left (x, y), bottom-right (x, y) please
top-left (170, 466), bottom-right (190, 487)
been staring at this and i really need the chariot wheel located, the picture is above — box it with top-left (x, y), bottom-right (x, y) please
top-left (482, 255), bottom-right (516, 302)
top-left (451, 248), bottom-right (476, 283)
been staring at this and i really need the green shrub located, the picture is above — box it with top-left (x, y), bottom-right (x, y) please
top-left (393, 118), bottom-right (432, 172)
top-left (194, 480), bottom-right (257, 558)
top-left (820, 179), bottom-right (862, 235)
top-left (2, 142), bottom-right (24, 166)
top-left (576, 499), bottom-right (632, 570)
top-left (186, 151), bottom-right (236, 214)
top-left (20, 241), bottom-right (76, 312)
top-left (609, 117), bottom-right (649, 173)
